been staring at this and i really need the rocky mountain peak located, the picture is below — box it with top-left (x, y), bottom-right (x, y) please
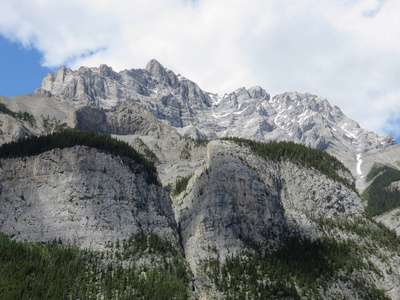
top-left (248, 86), bottom-right (269, 100)
top-left (56, 65), bottom-right (73, 79)
top-left (41, 65), bottom-right (72, 92)
top-left (77, 66), bottom-right (93, 78)
top-left (98, 64), bottom-right (114, 77)
top-left (145, 59), bottom-right (180, 88)
top-left (145, 59), bottom-right (168, 79)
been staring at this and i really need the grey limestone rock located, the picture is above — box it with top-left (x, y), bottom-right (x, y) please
top-left (376, 208), bottom-right (400, 235)
top-left (0, 114), bottom-right (33, 144)
top-left (0, 146), bottom-right (177, 250)
top-left (64, 101), bottom-right (181, 139)
top-left (174, 140), bottom-right (364, 278)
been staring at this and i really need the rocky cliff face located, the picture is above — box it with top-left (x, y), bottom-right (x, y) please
top-left (151, 138), bottom-right (398, 299)
top-left (40, 60), bottom-right (211, 127)
top-left (0, 146), bottom-right (177, 250)
top-left (0, 132), bottom-right (399, 298)
top-left (175, 140), bottom-right (363, 272)
top-left (63, 101), bottom-right (181, 140)
top-left (376, 208), bottom-right (400, 235)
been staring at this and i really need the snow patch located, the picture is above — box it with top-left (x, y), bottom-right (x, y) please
top-left (341, 124), bottom-right (358, 139)
top-left (211, 92), bottom-right (228, 106)
top-left (356, 153), bottom-right (363, 175)
top-left (178, 75), bottom-right (188, 81)
top-left (233, 106), bottom-right (248, 115)
top-left (212, 112), bottom-right (232, 119)
top-left (301, 113), bottom-right (314, 122)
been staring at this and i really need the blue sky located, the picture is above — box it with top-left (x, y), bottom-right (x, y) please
top-left (0, 36), bottom-right (53, 97)
top-left (0, 0), bottom-right (399, 143)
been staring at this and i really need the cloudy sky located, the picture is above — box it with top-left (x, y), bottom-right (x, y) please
top-left (0, 0), bottom-right (399, 141)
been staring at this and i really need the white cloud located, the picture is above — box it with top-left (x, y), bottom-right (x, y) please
top-left (0, 0), bottom-right (400, 137)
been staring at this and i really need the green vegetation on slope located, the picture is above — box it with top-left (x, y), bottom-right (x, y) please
top-left (185, 137), bottom-right (210, 148)
top-left (0, 129), bottom-right (158, 184)
top-left (0, 103), bottom-right (36, 126)
top-left (0, 233), bottom-right (190, 300)
top-left (363, 163), bottom-right (400, 217)
top-left (134, 137), bottom-right (159, 163)
top-left (41, 115), bottom-right (58, 133)
top-left (172, 175), bottom-right (192, 197)
top-left (314, 216), bottom-right (400, 252)
top-left (201, 234), bottom-right (388, 299)
top-left (222, 137), bottom-right (356, 192)
top-left (180, 137), bottom-right (209, 160)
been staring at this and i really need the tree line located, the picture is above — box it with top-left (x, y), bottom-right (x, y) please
top-left (0, 128), bottom-right (158, 184)
top-left (221, 137), bottom-right (356, 193)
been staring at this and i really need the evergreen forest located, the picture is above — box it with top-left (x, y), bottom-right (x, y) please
top-left (363, 163), bottom-right (400, 216)
top-left (0, 233), bottom-right (190, 299)
top-left (201, 219), bottom-right (392, 300)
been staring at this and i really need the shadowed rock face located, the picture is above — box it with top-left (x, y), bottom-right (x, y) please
top-left (106, 102), bottom-right (181, 139)
top-left (64, 102), bottom-right (181, 139)
top-left (74, 106), bottom-right (111, 132)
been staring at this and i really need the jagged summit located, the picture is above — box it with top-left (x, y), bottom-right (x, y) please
top-left (145, 59), bottom-right (167, 77)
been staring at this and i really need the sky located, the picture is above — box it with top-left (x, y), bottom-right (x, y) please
top-left (0, 0), bottom-right (399, 142)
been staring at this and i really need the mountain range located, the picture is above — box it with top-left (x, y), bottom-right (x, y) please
top-left (1, 60), bottom-right (400, 299)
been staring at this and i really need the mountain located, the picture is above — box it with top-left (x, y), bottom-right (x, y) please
top-left (13, 58), bottom-right (396, 192)
top-left (1, 60), bottom-right (400, 299)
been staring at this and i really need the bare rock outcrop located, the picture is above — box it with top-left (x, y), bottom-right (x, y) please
top-left (376, 208), bottom-right (400, 235)
top-left (0, 114), bottom-right (33, 145)
top-left (0, 146), bottom-right (177, 250)
top-left (63, 102), bottom-right (181, 140)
